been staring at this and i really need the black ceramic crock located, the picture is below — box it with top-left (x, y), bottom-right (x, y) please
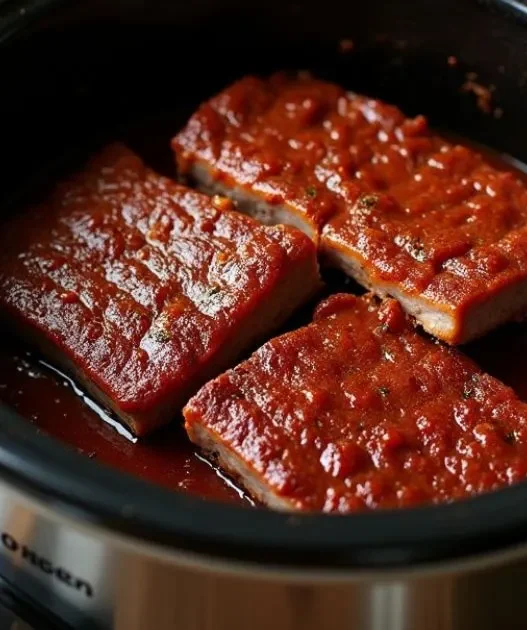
top-left (1, 1), bottom-right (527, 628)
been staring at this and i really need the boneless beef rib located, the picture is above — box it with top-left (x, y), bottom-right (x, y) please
top-left (0, 144), bottom-right (321, 436)
top-left (184, 294), bottom-right (527, 512)
top-left (172, 73), bottom-right (527, 344)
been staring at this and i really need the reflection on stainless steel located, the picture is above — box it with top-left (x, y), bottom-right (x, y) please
top-left (0, 480), bottom-right (527, 630)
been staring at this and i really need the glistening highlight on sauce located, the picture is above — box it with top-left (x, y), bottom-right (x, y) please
top-left (2, 86), bottom-right (527, 510)
top-left (2, 270), bottom-right (527, 508)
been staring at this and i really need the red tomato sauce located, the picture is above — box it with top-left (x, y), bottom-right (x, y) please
top-left (0, 340), bottom-right (252, 505)
top-left (185, 294), bottom-right (527, 511)
top-left (173, 74), bottom-right (527, 344)
top-left (1, 114), bottom-right (527, 509)
top-left (2, 275), bottom-right (527, 509)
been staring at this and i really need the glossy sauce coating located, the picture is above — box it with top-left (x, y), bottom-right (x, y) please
top-left (3, 284), bottom-right (527, 509)
top-left (0, 143), bottom-right (317, 434)
top-left (173, 73), bottom-right (436, 234)
top-left (3, 99), bottom-right (527, 511)
top-left (185, 294), bottom-right (527, 512)
top-left (173, 73), bottom-right (527, 340)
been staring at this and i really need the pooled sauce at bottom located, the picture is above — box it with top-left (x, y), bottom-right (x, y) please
top-left (3, 284), bottom-right (527, 509)
top-left (1, 137), bottom-right (527, 509)
top-left (0, 341), bottom-right (253, 506)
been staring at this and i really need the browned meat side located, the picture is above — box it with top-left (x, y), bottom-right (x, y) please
top-left (184, 294), bottom-right (527, 512)
top-left (0, 143), bottom-right (321, 436)
top-left (172, 73), bottom-right (527, 344)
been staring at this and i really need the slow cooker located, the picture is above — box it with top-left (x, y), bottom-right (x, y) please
top-left (2, 0), bottom-right (527, 627)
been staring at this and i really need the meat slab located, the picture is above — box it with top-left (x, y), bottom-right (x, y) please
top-left (172, 73), bottom-right (527, 344)
top-left (0, 144), bottom-right (321, 436)
top-left (184, 293), bottom-right (527, 512)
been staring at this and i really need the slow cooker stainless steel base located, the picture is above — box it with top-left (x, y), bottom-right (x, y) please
top-left (2, 0), bottom-right (527, 628)
top-left (2, 480), bottom-right (527, 630)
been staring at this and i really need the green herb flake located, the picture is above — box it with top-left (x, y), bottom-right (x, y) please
top-left (358, 194), bottom-right (379, 210)
top-left (378, 386), bottom-right (390, 398)
top-left (153, 328), bottom-right (172, 344)
top-left (395, 234), bottom-right (428, 263)
top-left (462, 383), bottom-right (474, 400)
top-left (306, 186), bottom-right (317, 199)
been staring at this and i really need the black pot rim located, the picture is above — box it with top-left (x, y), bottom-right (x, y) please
top-left (2, 0), bottom-right (527, 573)
top-left (3, 399), bottom-right (527, 572)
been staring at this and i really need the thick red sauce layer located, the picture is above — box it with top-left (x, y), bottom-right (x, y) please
top-left (185, 294), bottom-right (527, 511)
top-left (2, 280), bottom-right (527, 508)
top-left (1, 120), bottom-right (527, 508)
top-left (173, 74), bottom-right (527, 341)
top-left (0, 143), bottom-right (317, 436)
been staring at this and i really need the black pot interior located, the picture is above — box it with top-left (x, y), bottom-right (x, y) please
top-left (3, 0), bottom-right (527, 196)
top-left (1, 0), bottom-right (527, 569)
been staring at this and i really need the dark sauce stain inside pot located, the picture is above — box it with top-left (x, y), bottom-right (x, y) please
top-left (1, 119), bottom-right (527, 509)
top-left (0, 342), bottom-right (254, 505)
